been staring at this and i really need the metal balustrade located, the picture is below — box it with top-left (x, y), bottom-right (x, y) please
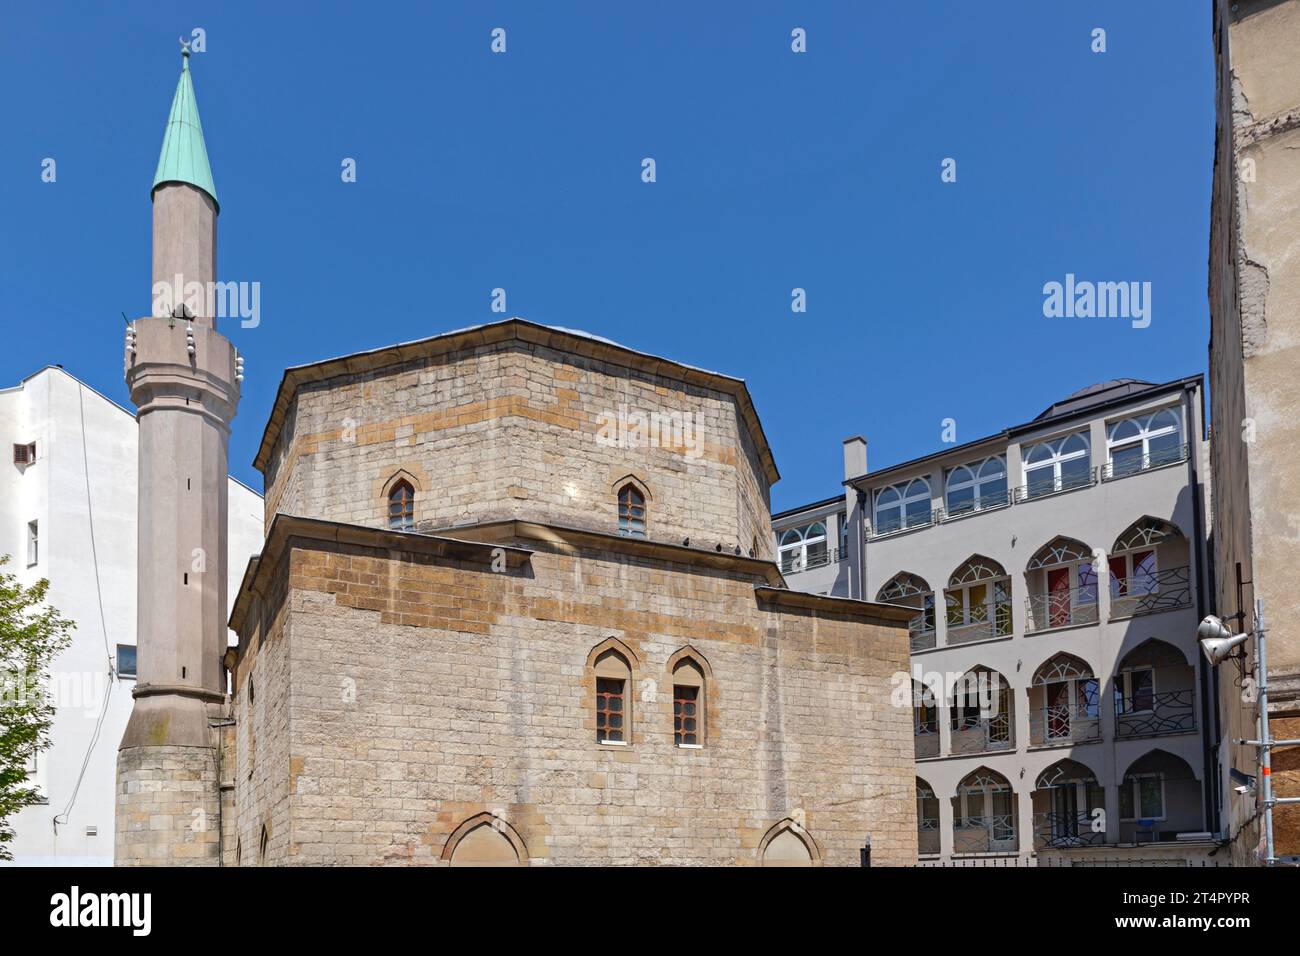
top-left (918, 819), bottom-right (941, 856)
top-left (1115, 689), bottom-right (1197, 738)
top-left (914, 726), bottom-right (940, 759)
top-left (1029, 704), bottom-right (1102, 746)
top-left (1025, 586), bottom-right (1100, 632)
top-left (868, 511), bottom-right (935, 538)
top-left (1014, 467), bottom-right (1097, 503)
top-left (1102, 443), bottom-right (1189, 481)
top-left (1033, 810), bottom-right (1106, 849)
top-left (1109, 566), bottom-right (1192, 619)
top-left (779, 547), bottom-right (845, 575)
top-left (950, 715), bottom-right (1015, 755)
top-left (945, 605), bottom-right (1013, 645)
top-left (953, 816), bottom-right (1018, 854)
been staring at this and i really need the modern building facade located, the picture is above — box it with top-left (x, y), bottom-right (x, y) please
top-left (0, 365), bottom-right (261, 865)
top-left (1206, 0), bottom-right (1300, 864)
top-left (775, 376), bottom-right (1217, 862)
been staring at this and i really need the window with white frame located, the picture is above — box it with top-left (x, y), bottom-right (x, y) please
top-left (26, 520), bottom-right (38, 567)
top-left (777, 522), bottom-right (827, 573)
top-left (838, 512), bottom-right (848, 557)
top-left (945, 457), bottom-right (1007, 516)
top-left (1107, 408), bottom-right (1183, 478)
top-left (873, 478), bottom-right (931, 535)
top-left (1022, 432), bottom-right (1091, 498)
top-left (117, 644), bottom-right (138, 680)
top-left (1119, 773), bottom-right (1165, 821)
top-left (945, 557), bottom-right (1012, 636)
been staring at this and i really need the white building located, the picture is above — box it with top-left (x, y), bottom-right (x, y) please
top-left (0, 365), bottom-right (262, 865)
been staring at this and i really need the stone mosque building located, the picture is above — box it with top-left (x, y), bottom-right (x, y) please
top-left (115, 53), bottom-right (917, 865)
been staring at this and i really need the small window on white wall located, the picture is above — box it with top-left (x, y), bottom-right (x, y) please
top-left (117, 644), bottom-right (138, 680)
top-left (27, 521), bottom-right (38, 566)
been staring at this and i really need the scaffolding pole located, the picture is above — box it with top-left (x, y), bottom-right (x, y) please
top-left (1238, 599), bottom-right (1300, 865)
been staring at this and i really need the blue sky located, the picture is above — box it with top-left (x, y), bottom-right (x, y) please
top-left (0, 2), bottom-right (1215, 508)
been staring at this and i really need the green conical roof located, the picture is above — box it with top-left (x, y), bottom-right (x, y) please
top-left (152, 51), bottom-right (218, 211)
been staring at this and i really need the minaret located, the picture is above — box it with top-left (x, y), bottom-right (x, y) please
top-left (116, 45), bottom-right (240, 866)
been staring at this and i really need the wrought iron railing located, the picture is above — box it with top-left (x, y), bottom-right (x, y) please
top-left (945, 605), bottom-right (1013, 644)
top-left (1102, 443), bottom-right (1189, 481)
top-left (869, 510), bottom-right (934, 538)
top-left (950, 714), bottom-right (1015, 754)
top-left (914, 725), bottom-right (940, 759)
top-left (1033, 810), bottom-right (1106, 849)
top-left (1115, 689), bottom-right (1196, 738)
top-left (779, 546), bottom-right (846, 575)
top-left (1109, 566), bottom-right (1191, 619)
top-left (1015, 467), bottom-right (1097, 503)
top-left (908, 612), bottom-right (937, 652)
top-left (939, 488), bottom-right (1012, 521)
top-left (1025, 586), bottom-right (1099, 632)
top-left (953, 816), bottom-right (1018, 854)
top-left (1028, 704), bottom-right (1101, 746)
top-left (918, 819), bottom-right (941, 856)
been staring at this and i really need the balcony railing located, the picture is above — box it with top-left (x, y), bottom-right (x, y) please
top-left (780, 547), bottom-right (846, 575)
top-left (1115, 689), bottom-right (1196, 738)
top-left (1025, 586), bottom-right (1099, 633)
top-left (869, 511), bottom-right (934, 539)
top-left (1014, 467), bottom-right (1097, 503)
top-left (954, 816), bottom-right (1018, 854)
top-left (946, 606), bottom-right (1013, 645)
top-left (938, 488), bottom-right (1012, 521)
top-left (909, 614), bottom-right (937, 652)
top-left (1109, 566), bottom-right (1192, 619)
top-left (1029, 704), bottom-right (1101, 747)
top-left (1101, 443), bottom-right (1189, 481)
top-left (914, 726), bottom-right (940, 759)
top-left (1033, 810), bottom-right (1106, 849)
top-left (918, 819), bottom-right (941, 856)
top-left (950, 714), bottom-right (1015, 755)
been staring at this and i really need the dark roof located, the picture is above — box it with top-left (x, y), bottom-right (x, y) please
top-left (1033, 379), bottom-right (1156, 421)
top-left (771, 492), bottom-right (844, 522)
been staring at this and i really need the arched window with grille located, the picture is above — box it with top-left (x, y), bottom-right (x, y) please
top-left (945, 457), bottom-right (1008, 516)
top-left (1021, 432), bottom-right (1091, 499)
top-left (1105, 408), bottom-right (1184, 478)
top-left (387, 479), bottom-right (415, 531)
top-left (873, 478), bottom-right (932, 536)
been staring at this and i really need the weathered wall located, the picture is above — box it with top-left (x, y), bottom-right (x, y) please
top-left (261, 336), bottom-right (774, 560)
top-left (1208, 0), bottom-right (1300, 862)
top-left (230, 536), bottom-right (916, 866)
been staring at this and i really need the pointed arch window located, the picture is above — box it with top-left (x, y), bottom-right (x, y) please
top-left (873, 478), bottom-right (932, 536)
top-left (617, 484), bottom-right (646, 538)
top-left (593, 648), bottom-right (633, 744)
top-left (672, 657), bottom-right (706, 747)
top-left (945, 557), bottom-right (1012, 641)
top-left (387, 480), bottom-right (415, 532)
top-left (945, 457), bottom-right (1008, 516)
top-left (1022, 432), bottom-right (1092, 499)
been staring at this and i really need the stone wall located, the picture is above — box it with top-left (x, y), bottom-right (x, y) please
top-left (115, 745), bottom-right (221, 866)
top-left (260, 331), bottom-right (775, 561)
top-left (1208, 0), bottom-right (1300, 861)
top-left (229, 530), bottom-right (916, 866)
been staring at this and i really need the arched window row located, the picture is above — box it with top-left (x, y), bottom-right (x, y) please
top-left (590, 643), bottom-right (712, 749)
